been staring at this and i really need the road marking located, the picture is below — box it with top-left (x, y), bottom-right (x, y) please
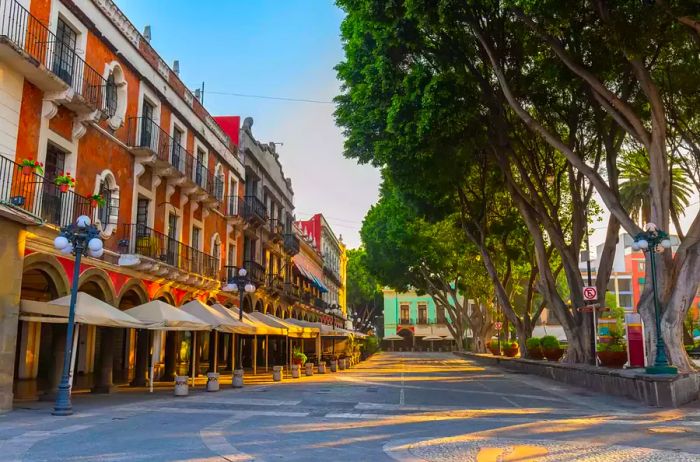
top-left (188, 397), bottom-right (301, 407)
top-left (0, 424), bottom-right (90, 462)
top-left (149, 407), bottom-right (309, 417)
top-left (501, 396), bottom-right (521, 408)
top-left (200, 415), bottom-right (259, 462)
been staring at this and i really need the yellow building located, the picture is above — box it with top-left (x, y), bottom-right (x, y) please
top-left (338, 239), bottom-right (348, 316)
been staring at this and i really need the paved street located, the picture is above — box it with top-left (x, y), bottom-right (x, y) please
top-left (2, 352), bottom-right (700, 461)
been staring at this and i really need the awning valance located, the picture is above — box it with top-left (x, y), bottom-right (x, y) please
top-left (180, 300), bottom-right (256, 335)
top-left (273, 317), bottom-right (320, 338)
top-left (124, 300), bottom-right (212, 331)
top-left (20, 293), bottom-right (145, 328)
top-left (227, 307), bottom-right (286, 336)
top-left (208, 303), bottom-right (258, 335)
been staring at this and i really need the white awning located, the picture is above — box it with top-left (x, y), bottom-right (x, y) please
top-left (124, 300), bottom-right (211, 331)
top-left (227, 307), bottom-right (286, 336)
top-left (180, 300), bottom-right (256, 335)
top-left (20, 293), bottom-right (145, 328)
top-left (275, 318), bottom-right (321, 338)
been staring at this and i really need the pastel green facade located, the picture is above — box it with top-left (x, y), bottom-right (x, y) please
top-left (382, 289), bottom-right (453, 338)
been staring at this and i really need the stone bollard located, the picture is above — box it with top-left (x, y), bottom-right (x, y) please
top-left (291, 364), bottom-right (300, 378)
top-left (232, 369), bottom-right (244, 388)
top-left (317, 362), bottom-right (326, 374)
top-left (206, 372), bottom-right (220, 392)
top-left (305, 363), bottom-right (314, 376)
top-left (273, 366), bottom-right (283, 382)
top-left (330, 360), bottom-right (337, 372)
top-left (174, 375), bottom-right (189, 396)
top-left (338, 359), bottom-right (346, 370)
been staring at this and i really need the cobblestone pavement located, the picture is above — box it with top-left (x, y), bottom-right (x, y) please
top-left (1, 352), bottom-right (699, 461)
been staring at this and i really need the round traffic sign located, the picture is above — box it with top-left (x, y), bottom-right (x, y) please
top-left (583, 286), bottom-right (598, 301)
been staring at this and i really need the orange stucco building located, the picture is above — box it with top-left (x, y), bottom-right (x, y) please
top-left (0, 0), bottom-right (335, 410)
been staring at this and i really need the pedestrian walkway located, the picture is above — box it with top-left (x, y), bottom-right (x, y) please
top-left (2, 352), bottom-right (699, 461)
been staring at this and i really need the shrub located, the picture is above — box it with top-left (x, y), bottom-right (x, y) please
top-left (503, 340), bottom-right (518, 349)
top-left (541, 335), bottom-right (560, 350)
top-left (526, 337), bottom-right (541, 350)
top-left (489, 339), bottom-right (500, 350)
top-left (292, 347), bottom-right (307, 365)
top-left (362, 335), bottom-right (380, 356)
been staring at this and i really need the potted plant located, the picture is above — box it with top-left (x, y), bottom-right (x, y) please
top-left (292, 347), bottom-right (307, 366)
top-left (89, 194), bottom-right (106, 208)
top-left (487, 339), bottom-right (501, 355)
top-left (526, 337), bottom-right (544, 360)
top-left (502, 340), bottom-right (519, 357)
top-left (54, 172), bottom-right (76, 193)
top-left (597, 332), bottom-right (627, 368)
top-left (541, 335), bottom-right (564, 361)
top-left (18, 158), bottom-right (43, 176)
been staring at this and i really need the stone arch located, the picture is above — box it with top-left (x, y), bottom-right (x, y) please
top-left (242, 295), bottom-right (253, 313)
top-left (92, 169), bottom-right (119, 237)
top-left (117, 279), bottom-right (148, 307)
top-left (275, 305), bottom-right (283, 318)
top-left (264, 303), bottom-right (273, 315)
top-left (21, 253), bottom-right (70, 299)
top-left (210, 233), bottom-right (222, 271)
top-left (103, 61), bottom-right (128, 130)
top-left (153, 287), bottom-right (175, 305)
top-left (78, 268), bottom-right (116, 304)
top-left (254, 299), bottom-right (263, 313)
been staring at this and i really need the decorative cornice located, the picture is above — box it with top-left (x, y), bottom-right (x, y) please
top-left (91, 0), bottom-right (140, 47)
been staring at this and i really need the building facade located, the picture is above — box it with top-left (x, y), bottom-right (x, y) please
top-left (297, 213), bottom-right (345, 315)
top-left (382, 289), bottom-right (456, 351)
top-left (0, 0), bottom-right (341, 411)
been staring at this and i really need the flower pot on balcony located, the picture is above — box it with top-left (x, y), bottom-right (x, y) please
top-left (21, 165), bottom-right (32, 176)
top-left (59, 184), bottom-right (69, 193)
top-left (90, 199), bottom-right (99, 208)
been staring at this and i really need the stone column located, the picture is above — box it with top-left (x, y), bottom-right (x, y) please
top-left (0, 219), bottom-right (25, 411)
top-left (42, 325), bottom-right (66, 400)
top-left (93, 327), bottom-right (115, 393)
top-left (131, 329), bottom-right (149, 387)
top-left (163, 331), bottom-right (176, 379)
top-left (14, 321), bottom-right (41, 400)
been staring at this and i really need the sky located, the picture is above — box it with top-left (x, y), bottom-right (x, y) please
top-left (115, 0), bottom-right (380, 249)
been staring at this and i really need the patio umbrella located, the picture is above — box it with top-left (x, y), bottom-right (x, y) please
top-left (422, 335), bottom-right (443, 352)
top-left (384, 334), bottom-right (403, 352)
top-left (124, 300), bottom-right (211, 392)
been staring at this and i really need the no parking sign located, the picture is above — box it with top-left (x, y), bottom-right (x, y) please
top-left (583, 286), bottom-right (597, 301)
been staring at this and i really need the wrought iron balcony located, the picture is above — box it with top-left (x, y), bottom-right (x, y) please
top-left (128, 117), bottom-right (184, 174)
top-left (323, 264), bottom-right (342, 287)
top-left (117, 223), bottom-right (219, 279)
top-left (241, 195), bottom-right (266, 225)
top-left (0, 0), bottom-right (109, 114)
top-left (313, 297), bottom-right (329, 311)
top-left (268, 218), bottom-right (283, 242)
top-left (283, 232), bottom-right (300, 256)
top-left (283, 282), bottom-right (302, 300)
top-left (242, 259), bottom-right (265, 285)
top-left (266, 272), bottom-right (284, 292)
top-left (0, 154), bottom-right (101, 227)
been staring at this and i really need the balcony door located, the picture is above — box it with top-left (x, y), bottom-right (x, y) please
top-left (418, 303), bottom-right (428, 324)
top-left (400, 304), bottom-right (410, 325)
top-left (53, 18), bottom-right (77, 86)
top-left (140, 101), bottom-right (155, 148)
top-left (171, 127), bottom-right (183, 170)
top-left (41, 144), bottom-right (65, 225)
top-left (195, 149), bottom-right (205, 188)
top-left (166, 213), bottom-right (179, 267)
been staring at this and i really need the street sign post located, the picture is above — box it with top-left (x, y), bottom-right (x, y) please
top-left (494, 322), bottom-right (502, 331)
top-left (583, 286), bottom-right (598, 301)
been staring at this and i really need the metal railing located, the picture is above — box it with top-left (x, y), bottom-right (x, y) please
top-left (268, 218), bottom-right (283, 237)
top-left (0, 0), bottom-right (109, 113)
top-left (223, 265), bottom-right (239, 284)
top-left (284, 282), bottom-right (302, 299)
top-left (242, 195), bottom-right (266, 222)
top-left (128, 117), bottom-right (178, 168)
top-left (313, 297), bottom-right (328, 311)
top-left (0, 154), bottom-right (94, 226)
top-left (266, 272), bottom-right (284, 291)
top-left (117, 223), bottom-right (219, 279)
top-left (283, 233), bottom-right (300, 255)
top-left (242, 259), bottom-right (265, 285)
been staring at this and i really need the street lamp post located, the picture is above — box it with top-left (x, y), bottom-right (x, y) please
top-left (51, 215), bottom-right (104, 416)
top-left (222, 267), bottom-right (256, 375)
top-left (631, 223), bottom-right (676, 375)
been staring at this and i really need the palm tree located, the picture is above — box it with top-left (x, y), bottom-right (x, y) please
top-left (619, 149), bottom-right (693, 237)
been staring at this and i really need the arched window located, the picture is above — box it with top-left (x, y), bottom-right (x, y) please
top-left (93, 170), bottom-right (119, 237)
top-left (98, 178), bottom-right (112, 225)
top-left (105, 72), bottom-right (117, 117)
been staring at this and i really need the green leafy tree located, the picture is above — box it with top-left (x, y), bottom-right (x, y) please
top-left (346, 248), bottom-right (382, 332)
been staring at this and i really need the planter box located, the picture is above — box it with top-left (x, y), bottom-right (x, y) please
top-left (598, 351), bottom-right (628, 368)
top-left (455, 352), bottom-right (700, 407)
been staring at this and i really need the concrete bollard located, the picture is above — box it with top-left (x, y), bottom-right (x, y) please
top-left (338, 359), bottom-right (346, 370)
top-left (232, 369), bottom-right (244, 388)
top-left (291, 364), bottom-right (300, 378)
top-left (206, 372), bottom-right (220, 392)
top-left (305, 363), bottom-right (314, 376)
top-left (273, 366), bottom-right (283, 382)
top-left (330, 360), bottom-right (337, 372)
top-left (174, 375), bottom-right (189, 396)
top-left (317, 362), bottom-right (326, 374)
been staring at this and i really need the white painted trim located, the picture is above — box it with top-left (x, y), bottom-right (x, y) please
top-left (102, 61), bottom-right (128, 130)
top-left (92, 168), bottom-right (119, 236)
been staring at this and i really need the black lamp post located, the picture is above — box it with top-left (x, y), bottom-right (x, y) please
top-left (222, 267), bottom-right (256, 372)
top-left (632, 223), bottom-right (677, 375)
top-left (51, 215), bottom-right (103, 416)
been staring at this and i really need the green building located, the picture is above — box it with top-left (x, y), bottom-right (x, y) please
top-left (382, 289), bottom-right (458, 351)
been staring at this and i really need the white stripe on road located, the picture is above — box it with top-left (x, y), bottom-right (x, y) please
top-left (188, 397), bottom-right (301, 407)
top-left (151, 407), bottom-right (309, 417)
top-left (200, 415), bottom-right (259, 462)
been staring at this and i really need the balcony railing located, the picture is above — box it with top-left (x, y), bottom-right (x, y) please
top-left (284, 282), bottom-right (302, 300)
top-left (0, 154), bottom-right (97, 226)
top-left (399, 319), bottom-right (412, 325)
top-left (128, 117), bottom-right (181, 169)
top-left (242, 259), bottom-right (265, 285)
top-left (241, 195), bottom-right (266, 223)
top-left (283, 233), bottom-right (300, 255)
top-left (0, 0), bottom-right (109, 113)
top-left (313, 297), bottom-right (328, 311)
top-left (118, 223), bottom-right (219, 279)
top-left (266, 273), bottom-right (284, 291)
